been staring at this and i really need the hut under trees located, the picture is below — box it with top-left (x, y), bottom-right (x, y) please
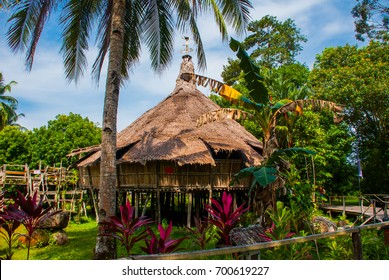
top-left (70, 54), bottom-right (263, 226)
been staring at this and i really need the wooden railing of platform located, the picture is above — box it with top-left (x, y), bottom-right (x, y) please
top-left (321, 194), bottom-right (389, 224)
top-left (128, 221), bottom-right (389, 260)
top-left (0, 164), bottom-right (85, 215)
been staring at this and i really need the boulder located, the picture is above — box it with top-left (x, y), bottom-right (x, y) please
top-left (38, 211), bottom-right (70, 230)
top-left (52, 230), bottom-right (69, 246)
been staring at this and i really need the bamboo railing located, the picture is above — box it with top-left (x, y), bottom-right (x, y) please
top-left (128, 221), bottom-right (389, 260)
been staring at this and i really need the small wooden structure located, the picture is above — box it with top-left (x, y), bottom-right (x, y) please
top-left (70, 55), bottom-right (263, 226)
top-left (0, 163), bottom-right (84, 213)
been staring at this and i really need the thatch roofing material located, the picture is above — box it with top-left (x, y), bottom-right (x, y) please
top-left (76, 58), bottom-right (262, 167)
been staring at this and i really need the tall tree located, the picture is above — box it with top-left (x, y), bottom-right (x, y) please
top-left (0, 73), bottom-right (22, 131)
top-left (352, 0), bottom-right (389, 41)
top-left (309, 41), bottom-right (389, 193)
top-left (244, 15), bottom-right (307, 68)
top-left (221, 15), bottom-right (307, 85)
top-left (4, 0), bottom-right (253, 259)
top-left (29, 113), bottom-right (101, 168)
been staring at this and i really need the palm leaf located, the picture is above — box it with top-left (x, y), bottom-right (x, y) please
top-left (142, 0), bottom-right (175, 73)
top-left (121, 0), bottom-right (143, 79)
top-left (196, 108), bottom-right (253, 126)
top-left (25, 0), bottom-right (55, 70)
top-left (219, 0), bottom-right (252, 35)
top-left (60, 0), bottom-right (100, 83)
top-left (174, 0), bottom-right (206, 70)
top-left (7, 1), bottom-right (41, 53)
top-left (91, 0), bottom-right (112, 83)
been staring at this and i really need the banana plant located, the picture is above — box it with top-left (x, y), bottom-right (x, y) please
top-left (193, 38), bottom-right (342, 222)
top-left (195, 38), bottom-right (343, 159)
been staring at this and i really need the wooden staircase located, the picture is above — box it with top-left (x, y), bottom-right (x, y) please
top-left (0, 164), bottom-right (85, 214)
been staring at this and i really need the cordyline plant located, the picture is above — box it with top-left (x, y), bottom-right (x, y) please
top-left (0, 193), bottom-right (21, 260)
top-left (2, 190), bottom-right (60, 260)
top-left (141, 221), bottom-right (187, 254)
top-left (101, 199), bottom-right (152, 256)
top-left (0, 205), bottom-right (21, 260)
top-left (187, 216), bottom-right (212, 250)
top-left (204, 191), bottom-right (249, 246)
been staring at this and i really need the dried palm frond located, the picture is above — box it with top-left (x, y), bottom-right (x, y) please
top-left (196, 108), bottom-right (253, 127)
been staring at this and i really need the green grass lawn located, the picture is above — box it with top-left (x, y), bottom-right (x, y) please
top-left (0, 218), bottom-right (225, 260)
top-left (0, 218), bottom-right (98, 260)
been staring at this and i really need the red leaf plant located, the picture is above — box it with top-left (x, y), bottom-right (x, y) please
top-left (0, 193), bottom-right (21, 260)
top-left (258, 223), bottom-right (296, 242)
top-left (204, 191), bottom-right (249, 246)
top-left (141, 221), bottom-right (187, 254)
top-left (2, 190), bottom-right (61, 259)
top-left (101, 199), bottom-right (152, 256)
top-left (187, 216), bottom-right (211, 250)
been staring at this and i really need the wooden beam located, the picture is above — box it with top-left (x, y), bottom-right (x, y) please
top-left (187, 192), bottom-right (193, 228)
top-left (352, 230), bottom-right (363, 260)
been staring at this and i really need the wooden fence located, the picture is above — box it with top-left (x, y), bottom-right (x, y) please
top-left (128, 221), bottom-right (389, 260)
top-left (323, 194), bottom-right (389, 223)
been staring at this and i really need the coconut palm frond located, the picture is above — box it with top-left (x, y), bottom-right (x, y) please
top-left (91, 1), bottom-right (112, 83)
top-left (25, 0), bottom-right (55, 70)
top-left (142, 0), bottom-right (175, 74)
top-left (196, 108), bottom-right (253, 127)
top-left (60, 0), bottom-right (99, 83)
top-left (120, 0), bottom-right (143, 80)
top-left (219, 0), bottom-right (252, 35)
top-left (206, 0), bottom-right (229, 41)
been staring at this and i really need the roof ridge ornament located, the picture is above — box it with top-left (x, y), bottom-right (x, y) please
top-left (181, 36), bottom-right (193, 58)
top-left (176, 36), bottom-right (196, 86)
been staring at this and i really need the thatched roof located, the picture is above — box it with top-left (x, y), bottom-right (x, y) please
top-left (75, 56), bottom-right (263, 167)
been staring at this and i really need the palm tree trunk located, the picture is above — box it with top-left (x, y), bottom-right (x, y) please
top-left (94, 0), bottom-right (126, 260)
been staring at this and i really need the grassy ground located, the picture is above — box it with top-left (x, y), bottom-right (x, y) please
top-left (0, 218), bottom-right (98, 260)
top-left (0, 218), bottom-right (228, 260)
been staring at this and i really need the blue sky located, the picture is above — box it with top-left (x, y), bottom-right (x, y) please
top-left (0, 0), bottom-right (365, 131)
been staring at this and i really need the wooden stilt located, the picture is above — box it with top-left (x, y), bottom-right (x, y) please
top-left (187, 192), bottom-right (193, 228)
top-left (135, 192), bottom-right (140, 218)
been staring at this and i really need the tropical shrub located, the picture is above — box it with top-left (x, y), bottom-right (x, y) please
top-left (187, 217), bottom-right (211, 250)
top-left (204, 191), bottom-right (249, 246)
top-left (141, 221), bottom-right (187, 254)
top-left (0, 190), bottom-right (59, 259)
top-left (101, 199), bottom-right (152, 256)
top-left (259, 201), bottom-right (314, 260)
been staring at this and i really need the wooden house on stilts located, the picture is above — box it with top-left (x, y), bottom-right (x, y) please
top-left (70, 54), bottom-right (263, 226)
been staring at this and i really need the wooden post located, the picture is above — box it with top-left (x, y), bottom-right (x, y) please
top-left (156, 162), bottom-right (161, 224)
top-left (352, 230), bottom-right (363, 260)
top-left (135, 192), bottom-right (140, 218)
top-left (372, 199), bottom-right (377, 223)
top-left (187, 192), bottom-right (193, 228)
top-left (233, 192), bottom-right (237, 211)
top-left (342, 196), bottom-right (346, 216)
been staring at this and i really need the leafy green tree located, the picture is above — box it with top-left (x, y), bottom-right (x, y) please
top-left (0, 73), bottom-right (23, 131)
top-left (352, 0), bottom-right (389, 41)
top-left (309, 41), bottom-right (389, 193)
top-left (29, 113), bottom-right (101, 168)
top-left (244, 15), bottom-right (307, 68)
top-left (5, 0), bottom-right (253, 259)
top-left (221, 15), bottom-right (307, 85)
top-left (0, 126), bottom-right (32, 165)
